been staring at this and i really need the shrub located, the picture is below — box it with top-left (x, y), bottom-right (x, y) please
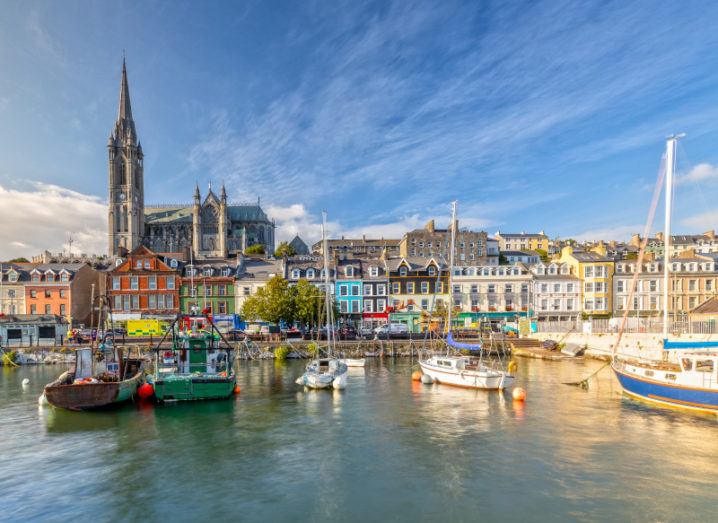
top-left (274, 345), bottom-right (291, 360)
top-left (306, 342), bottom-right (319, 357)
top-left (1, 350), bottom-right (18, 366)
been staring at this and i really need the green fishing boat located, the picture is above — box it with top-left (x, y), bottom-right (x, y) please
top-left (150, 314), bottom-right (237, 402)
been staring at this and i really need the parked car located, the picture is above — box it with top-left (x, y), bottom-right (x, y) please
top-left (337, 325), bottom-right (357, 340)
top-left (225, 329), bottom-right (246, 341)
top-left (374, 323), bottom-right (409, 339)
top-left (358, 325), bottom-right (374, 339)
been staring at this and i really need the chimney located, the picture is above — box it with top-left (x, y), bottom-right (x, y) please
top-left (655, 232), bottom-right (664, 241)
top-left (425, 219), bottom-right (435, 233)
top-left (704, 229), bottom-right (715, 240)
top-left (629, 234), bottom-right (641, 248)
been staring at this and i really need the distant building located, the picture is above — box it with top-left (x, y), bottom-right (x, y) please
top-left (25, 263), bottom-right (100, 326)
top-left (559, 245), bottom-right (615, 316)
top-left (0, 314), bottom-right (69, 347)
top-left (501, 251), bottom-right (540, 265)
top-left (399, 219), bottom-right (488, 266)
top-left (180, 261), bottom-right (239, 316)
top-left (312, 236), bottom-right (400, 258)
top-left (530, 262), bottom-right (580, 322)
top-left (0, 263), bottom-right (30, 315)
top-left (288, 235), bottom-right (310, 255)
top-left (234, 257), bottom-right (284, 314)
top-left (494, 231), bottom-right (549, 252)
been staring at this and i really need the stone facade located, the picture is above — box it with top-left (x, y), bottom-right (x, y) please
top-left (399, 220), bottom-right (488, 266)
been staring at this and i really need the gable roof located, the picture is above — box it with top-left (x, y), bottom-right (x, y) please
top-left (691, 297), bottom-right (718, 315)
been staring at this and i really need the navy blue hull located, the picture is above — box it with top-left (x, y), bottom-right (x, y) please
top-left (613, 366), bottom-right (718, 413)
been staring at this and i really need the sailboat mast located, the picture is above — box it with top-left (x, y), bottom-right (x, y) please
top-left (663, 137), bottom-right (679, 339)
top-left (447, 201), bottom-right (457, 334)
top-left (321, 211), bottom-right (333, 355)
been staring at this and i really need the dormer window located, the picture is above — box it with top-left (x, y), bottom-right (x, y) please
top-left (60, 272), bottom-right (70, 282)
top-left (345, 266), bottom-right (354, 277)
top-left (307, 269), bottom-right (315, 279)
top-left (202, 268), bottom-right (212, 277)
top-left (292, 269), bottom-right (301, 279)
top-left (427, 265), bottom-right (436, 277)
top-left (222, 268), bottom-right (231, 277)
top-left (144, 260), bottom-right (151, 269)
top-left (399, 266), bottom-right (408, 277)
top-left (8, 271), bottom-right (18, 283)
top-left (369, 266), bottom-right (378, 277)
top-left (170, 259), bottom-right (178, 269)
top-left (46, 273), bottom-right (55, 283)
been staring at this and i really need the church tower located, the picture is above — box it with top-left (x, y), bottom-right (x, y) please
top-left (108, 58), bottom-right (145, 256)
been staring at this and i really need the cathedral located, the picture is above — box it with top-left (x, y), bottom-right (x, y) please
top-left (107, 60), bottom-right (275, 259)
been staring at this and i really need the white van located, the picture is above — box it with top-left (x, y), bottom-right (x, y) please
top-left (374, 323), bottom-right (409, 338)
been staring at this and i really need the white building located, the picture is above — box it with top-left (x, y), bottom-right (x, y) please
top-left (530, 262), bottom-right (580, 321)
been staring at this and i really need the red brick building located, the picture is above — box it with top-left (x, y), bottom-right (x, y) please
top-left (106, 246), bottom-right (181, 318)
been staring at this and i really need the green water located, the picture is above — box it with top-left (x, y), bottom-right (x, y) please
top-left (1, 359), bottom-right (716, 522)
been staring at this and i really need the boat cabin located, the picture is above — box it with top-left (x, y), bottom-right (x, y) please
top-left (678, 353), bottom-right (717, 388)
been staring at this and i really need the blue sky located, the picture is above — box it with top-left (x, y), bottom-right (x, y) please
top-left (1, 0), bottom-right (718, 258)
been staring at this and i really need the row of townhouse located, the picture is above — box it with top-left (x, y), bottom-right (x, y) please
top-left (0, 262), bottom-right (101, 326)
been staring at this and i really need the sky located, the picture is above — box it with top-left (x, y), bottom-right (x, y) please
top-left (1, 0), bottom-right (718, 259)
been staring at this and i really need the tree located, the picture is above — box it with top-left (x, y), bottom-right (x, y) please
top-left (534, 249), bottom-right (550, 263)
top-left (274, 241), bottom-right (296, 258)
top-left (241, 276), bottom-right (295, 324)
top-left (8, 257), bottom-right (29, 263)
top-left (244, 244), bottom-right (265, 255)
top-left (293, 279), bottom-right (322, 328)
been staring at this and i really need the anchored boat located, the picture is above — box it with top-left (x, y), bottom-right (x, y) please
top-left (611, 136), bottom-right (718, 414)
top-left (151, 314), bottom-right (237, 402)
top-left (419, 202), bottom-right (514, 390)
top-left (44, 296), bottom-right (145, 411)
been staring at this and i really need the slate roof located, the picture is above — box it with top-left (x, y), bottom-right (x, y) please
top-left (691, 297), bottom-right (718, 314)
top-left (144, 204), bottom-right (269, 225)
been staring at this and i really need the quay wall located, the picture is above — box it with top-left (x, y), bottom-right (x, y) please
top-left (533, 332), bottom-right (718, 362)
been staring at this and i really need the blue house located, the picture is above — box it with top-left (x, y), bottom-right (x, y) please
top-left (335, 259), bottom-right (363, 325)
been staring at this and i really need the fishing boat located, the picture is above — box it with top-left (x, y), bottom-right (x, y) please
top-left (611, 136), bottom-right (718, 413)
top-left (419, 202), bottom-right (514, 390)
top-left (297, 211), bottom-right (348, 390)
top-left (44, 296), bottom-right (145, 411)
top-left (150, 314), bottom-right (237, 402)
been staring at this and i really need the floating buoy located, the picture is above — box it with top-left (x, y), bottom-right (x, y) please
top-left (421, 374), bottom-right (434, 384)
top-left (22, 378), bottom-right (30, 386)
top-left (411, 370), bottom-right (422, 381)
top-left (508, 360), bottom-right (518, 373)
top-left (38, 392), bottom-right (48, 406)
top-left (512, 387), bottom-right (526, 401)
top-left (137, 382), bottom-right (154, 400)
top-left (233, 385), bottom-right (241, 394)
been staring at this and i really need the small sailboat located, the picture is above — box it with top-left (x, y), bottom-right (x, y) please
top-left (612, 136), bottom-right (718, 413)
top-left (43, 295), bottom-right (145, 411)
top-left (419, 202), bottom-right (514, 390)
top-left (297, 211), bottom-right (348, 390)
top-left (339, 358), bottom-right (366, 367)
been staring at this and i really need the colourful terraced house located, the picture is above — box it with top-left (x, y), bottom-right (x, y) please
top-left (559, 244), bottom-right (615, 317)
top-left (335, 259), bottom-right (363, 325)
top-left (180, 262), bottom-right (238, 317)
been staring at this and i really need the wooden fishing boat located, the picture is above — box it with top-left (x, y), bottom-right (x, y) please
top-left (150, 314), bottom-right (237, 402)
top-left (44, 347), bottom-right (144, 411)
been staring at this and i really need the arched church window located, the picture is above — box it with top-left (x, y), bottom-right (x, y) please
top-left (120, 161), bottom-right (126, 186)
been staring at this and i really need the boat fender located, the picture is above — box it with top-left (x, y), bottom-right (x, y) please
top-left (421, 374), bottom-right (434, 384)
top-left (22, 378), bottom-right (30, 387)
top-left (512, 387), bottom-right (526, 401)
top-left (411, 370), bottom-right (422, 381)
top-left (233, 385), bottom-right (241, 395)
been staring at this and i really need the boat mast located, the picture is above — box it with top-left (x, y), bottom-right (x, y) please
top-left (321, 211), bottom-right (333, 357)
top-left (663, 136), bottom-right (681, 339)
top-left (447, 201), bottom-right (457, 334)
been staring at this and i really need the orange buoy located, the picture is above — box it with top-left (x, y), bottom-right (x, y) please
top-left (233, 385), bottom-right (241, 395)
top-left (512, 387), bottom-right (526, 401)
top-left (138, 382), bottom-right (154, 400)
top-left (411, 370), bottom-right (422, 381)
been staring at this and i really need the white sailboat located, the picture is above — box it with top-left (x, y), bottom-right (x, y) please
top-left (297, 211), bottom-right (348, 390)
top-left (419, 201), bottom-right (514, 390)
top-left (611, 136), bottom-right (718, 413)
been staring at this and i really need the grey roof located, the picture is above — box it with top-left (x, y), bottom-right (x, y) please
top-left (237, 258), bottom-right (284, 280)
top-left (570, 251), bottom-right (612, 262)
top-left (288, 235), bottom-right (310, 255)
top-left (144, 204), bottom-right (270, 225)
top-left (0, 314), bottom-right (69, 325)
top-left (32, 263), bottom-right (87, 272)
top-left (385, 256), bottom-right (447, 271)
top-left (502, 251), bottom-right (539, 257)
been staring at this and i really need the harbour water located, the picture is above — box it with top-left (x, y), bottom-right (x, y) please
top-left (1, 358), bottom-right (717, 522)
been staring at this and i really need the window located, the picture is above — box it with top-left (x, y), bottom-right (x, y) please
top-left (45, 304), bottom-right (52, 314)
top-left (540, 299), bottom-right (548, 311)
top-left (167, 277), bottom-right (175, 290)
top-left (488, 284), bottom-right (495, 293)
top-left (60, 272), bottom-right (69, 282)
top-left (399, 266), bottom-right (408, 277)
top-left (351, 286), bottom-right (359, 296)
top-left (217, 301), bottom-right (227, 314)
top-left (584, 282), bottom-right (593, 293)
top-left (148, 294), bottom-right (156, 309)
top-left (148, 275), bottom-right (157, 290)
top-left (594, 282), bottom-right (604, 292)
top-left (222, 268), bottom-right (231, 277)
top-left (540, 283), bottom-right (548, 293)
top-left (59, 289), bottom-right (67, 298)
top-left (345, 266), bottom-right (354, 277)
top-left (421, 282), bottom-right (429, 294)
top-left (113, 277), bottom-right (121, 290)
top-left (364, 284), bottom-right (373, 296)
top-left (166, 295), bottom-right (174, 309)
top-left (131, 295), bottom-right (140, 310)
top-left (130, 276), bottom-right (139, 290)
top-left (567, 283), bottom-right (574, 293)
top-left (340, 301), bottom-right (348, 313)
top-left (377, 299), bottom-right (386, 312)
top-left (584, 266), bottom-right (594, 278)
top-left (453, 284), bottom-right (460, 294)
top-left (30, 304), bottom-right (37, 315)
top-left (504, 284), bottom-right (512, 294)
top-left (218, 284), bottom-right (226, 296)
top-left (584, 299), bottom-right (594, 311)
top-left (392, 282), bottom-right (400, 294)
top-left (706, 280), bottom-right (713, 291)
top-left (377, 284), bottom-right (386, 296)
top-left (7, 289), bottom-right (14, 298)
top-left (370, 267), bottom-right (378, 277)
top-left (205, 286), bottom-right (212, 297)
top-left (292, 269), bottom-right (301, 279)
top-left (307, 269), bottom-right (315, 279)
top-left (351, 301), bottom-right (360, 313)
top-left (407, 282), bottom-right (415, 294)
top-left (364, 301), bottom-right (373, 313)
top-left (616, 281), bottom-right (624, 293)
top-left (203, 268), bottom-right (212, 277)
top-left (566, 299), bottom-right (574, 311)
top-left (553, 284), bottom-right (560, 293)
top-left (113, 296), bottom-right (122, 312)
top-left (136, 260), bottom-right (143, 269)
top-left (45, 290), bottom-right (52, 298)
top-left (340, 285), bottom-right (348, 296)
top-left (7, 271), bottom-right (17, 282)
top-left (32, 273), bottom-right (40, 282)
top-left (243, 287), bottom-right (250, 296)
top-left (46, 273), bottom-right (55, 283)
top-left (689, 279), bottom-right (697, 292)
top-left (157, 294), bottom-right (165, 309)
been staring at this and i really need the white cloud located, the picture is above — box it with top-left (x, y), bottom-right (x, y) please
top-left (681, 210), bottom-right (718, 230)
top-left (0, 183), bottom-right (106, 260)
top-left (679, 163), bottom-right (718, 185)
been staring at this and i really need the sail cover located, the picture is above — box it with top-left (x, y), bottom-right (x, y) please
top-left (447, 332), bottom-right (482, 351)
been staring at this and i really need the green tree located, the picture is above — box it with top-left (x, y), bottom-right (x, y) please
top-left (244, 244), bottom-right (265, 255)
top-left (241, 276), bottom-right (295, 324)
top-left (293, 279), bottom-right (322, 327)
top-left (274, 241), bottom-right (296, 258)
top-left (534, 248), bottom-right (550, 263)
top-left (8, 257), bottom-right (29, 263)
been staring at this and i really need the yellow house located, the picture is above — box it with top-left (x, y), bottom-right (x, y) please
top-left (559, 245), bottom-right (615, 316)
top-left (494, 231), bottom-right (549, 253)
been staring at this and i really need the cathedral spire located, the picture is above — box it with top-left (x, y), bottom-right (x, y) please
top-left (118, 57), bottom-right (133, 121)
